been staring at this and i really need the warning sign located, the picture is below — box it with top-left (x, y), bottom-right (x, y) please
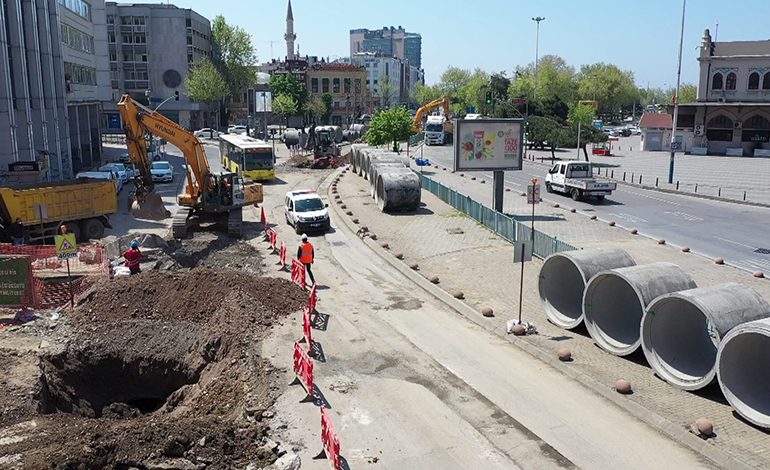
top-left (55, 234), bottom-right (78, 260)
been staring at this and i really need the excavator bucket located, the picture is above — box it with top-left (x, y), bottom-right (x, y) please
top-left (130, 191), bottom-right (171, 220)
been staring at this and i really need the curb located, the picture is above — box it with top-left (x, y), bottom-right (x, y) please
top-left (328, 166), bottom-right (754, 470)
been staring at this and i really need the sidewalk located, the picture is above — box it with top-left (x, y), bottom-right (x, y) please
top-left (525, 136), bottom-right (770, 205)
top-left (333, 159), bottom-right (770, 468)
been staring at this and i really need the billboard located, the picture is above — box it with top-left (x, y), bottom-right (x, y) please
top-left (0, 256), bottom-right (33, 306)
top-left (453, 119), bottom-right (524, 171)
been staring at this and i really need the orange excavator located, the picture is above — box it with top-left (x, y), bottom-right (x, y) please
top-left (411, 97), bottom-right (453, 143)
top-left (117, 95), bottom-right (263, 238)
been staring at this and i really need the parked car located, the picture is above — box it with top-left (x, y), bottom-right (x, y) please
top-left (284, 189), bottom-right (330, 234)
top-left (122, 163), bottom-right (139, 179)
top-left (227, 125), bottom-right (247, 135)
top-left (617, 128), bottom-right (632, 137)
top-left (150, 161), bottom-right (174, 183)
top-left (194, 128), bottom-right (220, 139)
top-left (118, 153), bottom-right (131, 164)
top-left (76, 171), bottom-right (123, 194)
top-left (98, 163), bottom-right (129, 184)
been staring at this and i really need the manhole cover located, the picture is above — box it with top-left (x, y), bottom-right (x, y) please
top-left (755, 248), bottom-right (770, 255)
top-left (446, 228), bottom-right (464, 235)
top-left (331, 241), bottom-right (347, 247)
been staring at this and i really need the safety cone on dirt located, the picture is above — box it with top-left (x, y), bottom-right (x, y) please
top-left (260, 206), bottom-right (266, 225)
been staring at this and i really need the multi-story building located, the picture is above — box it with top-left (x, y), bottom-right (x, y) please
top-left (103, 2), bottom-right (212, 131)
top-left (672, 28), bottom-right (770, 156)
top-left (0, 0), bottom-right (111, 181)
top-left (306, 63), bottom-right (367, 126)
top-left (348, 52), bottom-right (423, 109)
top-left (349, 26), bottom-right (422, 69)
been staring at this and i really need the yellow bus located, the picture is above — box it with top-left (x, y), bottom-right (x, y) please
top-left (219, 134), bottom-right (275, 181)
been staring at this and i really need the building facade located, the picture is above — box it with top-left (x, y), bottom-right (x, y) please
top-left (349, 26), bottom-right (421, 69)
top-left (103, 2), bottom-right (211, 131)
top-left (675, 29), bottom-right (770, 156)
top-left (348, 52), bottom-right (424, 109)
top-left (0, 0), bottom-right (112, 181)
top-left (306, 63), bottom-right (367, 126)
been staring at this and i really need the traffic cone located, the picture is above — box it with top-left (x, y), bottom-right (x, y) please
top-left (260, 206), bottom-right (266, 224)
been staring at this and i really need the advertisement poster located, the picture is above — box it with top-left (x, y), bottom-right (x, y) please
top-left (454, 119), bottom-right (524, 171)
top-left (0, 256), bottom-right (32, 306)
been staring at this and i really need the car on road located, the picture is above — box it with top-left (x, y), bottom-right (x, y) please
top-left (545, 161), bottom-right (616, 202)
top-left (284, 190), bottom-right (330, 234)
top-left (76, 170), bottom-right (123, 194)
top-left (617, 128), bottom-right (632, 137)
top-left (150, 161), bottom-right (174, 183)
top-left (227, 125), bottom-right (247, 135)
top-left (98, 163), bottom-right (130, 184)
top-left (194, 128), bottom-right (220, 139)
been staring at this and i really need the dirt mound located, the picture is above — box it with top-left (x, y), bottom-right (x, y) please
top-left (148, 233), bottom-right (265, 275)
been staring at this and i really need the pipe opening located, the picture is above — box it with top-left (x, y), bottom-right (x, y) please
top-left (720, 331), bottom-right (770, 426)
top-left (584, 274), bottom-right (643, 354)
top-left (539, 256), bottom-right (585, 328)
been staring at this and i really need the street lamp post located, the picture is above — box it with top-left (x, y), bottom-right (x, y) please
top-left (532, 16), bottom-right (545, 101)
top-left (668, 0), bottom-right (686, 184)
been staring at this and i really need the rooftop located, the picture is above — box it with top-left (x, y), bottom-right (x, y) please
top-left (638, 113), bottom-right (673, 128)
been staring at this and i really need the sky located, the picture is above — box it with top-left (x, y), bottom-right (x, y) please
top-left (162, 0), bottom-right (770, 88)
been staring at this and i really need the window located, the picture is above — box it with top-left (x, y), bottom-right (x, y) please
top-left (311, 78), bottom-right (318, 93)
top-left (188, 54), bottom-right (193, 63)
top-left (333, 78), bottom-right (340, 93)
top-left (322, 78), bottom-right (329, 93)
top-left (354, 78), bottom-right (361, 93)
top-left (107, 15), bottom-right (115, 25)
top-left (58, 0), bottom-right (91, 20)
top-left (61, 24), bottom-right (94, 54)
top-left (344, 78), bottom-right (351, 93)
top-left (749, 72), bottom-right (760, 90)
top-left (64, 62), bottom-right (96, 85)
top-left (712, 73), bottom-right (723, 90)
top-left (133, 17), bottom-right (145, 26)
top-left (726, 72), bottom-right (737, 90)
top-left (706, 114), bottom-right (734, 141)
top-left (187, 36), bottom-right (192, 45)
top-left (134, 34), bottom-right (146, 44)
top-left (763, 73), bottom-right (770, 90)
top-left (186, 18), bottom-right (192, 27)
top-left (109, 50), bottom-right (117, 61)
top-left (108, 32), bottom-right (116, 43)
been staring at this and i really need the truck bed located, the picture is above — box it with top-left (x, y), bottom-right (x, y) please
top-left (565, 178), bottom-right (616, 191)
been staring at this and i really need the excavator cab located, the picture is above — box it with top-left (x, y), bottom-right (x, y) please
top-left (202, 172), bottom-right (245, 210)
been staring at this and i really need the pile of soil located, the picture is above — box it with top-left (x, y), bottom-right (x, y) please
top-left (0, 267), bottom-right (308, 469)
top-left (142, 232), bottom-right (265, 275)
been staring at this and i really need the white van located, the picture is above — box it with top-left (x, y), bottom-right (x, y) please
top-left (76, 171), bottom-right (123, 194)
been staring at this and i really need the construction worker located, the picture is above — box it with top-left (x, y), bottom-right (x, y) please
top-left (9, 218), bottom-right (25, 245)
top-left (123, 240), bottom-right (142, 275)
top-left (297, 234), bottom-right (315, 286)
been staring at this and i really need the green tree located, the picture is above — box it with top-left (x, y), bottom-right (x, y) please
top-left (678, 83), bottom-right (697, 103)
top-left (439, 66), bottom-right (471, 98)
top-left (365, 106), bottom-right (412, 151)
top-left (526, 116), bottom-right (560, 151)
top-left (577, 63), bottom-right (639, 115)
top-left (320, 93), bottom-right (332, 124)
top-left (303, 95), bottom-right (326, 124)
top-left (378, 74), bottom-right (397, 108)
top-left (461, 68), bottom-right (489, 114)
top-left (268, 73), bottom-right (307, 109)
top-left (412, 83), bottom-right (441, 106)
top-left (272, 93), bottom-right (298, 131)
top-left (185, 58), bottom-right (229, 104)
top-left (209, 15), bottom-right (257, 126)
top-left (489, 72), bottom-right (511, 102)
top-left (567, 102), bottom-right (595, 127)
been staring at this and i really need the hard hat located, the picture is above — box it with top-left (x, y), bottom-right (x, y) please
top-left (130, 240), bottom-right (139, 249)
top-left (301, 234), bottom-right (308, 241)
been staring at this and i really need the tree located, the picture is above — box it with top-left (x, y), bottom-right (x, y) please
top-left (365, 106), bottom-right (412, 151)
top-left (303, 95), bottom-right (326, 124)
top-left (489, 72), bottom-right (511, 102)
top-left (185, 58), bottom-right (229, 105)
top-left (412, 83), bottom-right (441, 106)
top-left (268, 73), bottom-right (307, 109)
top-left (208, 15), bottom-right (257, 126)
top-left (320, 93), bottom-right (332, 124)
top-left (378, 75), bottom-right (396, 109)
top-left (678, 83), bottom-right (697, 103)
top-left (272, 93), bottom-right (298, 131)
top-left (567, 102), bottom-right (595, 127)
top-left (526, 116), bottom-right (560, 151)
top-left (577, 63), bottom-right (639, 115)
top-left (439, 66), bottom-right (472, 98)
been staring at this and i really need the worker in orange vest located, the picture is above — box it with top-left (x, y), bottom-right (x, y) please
top-left (296, 234), bottom-right (315, 286)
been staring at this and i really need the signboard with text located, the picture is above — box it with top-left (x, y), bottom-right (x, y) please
top-left (0, 256), bottom-right (33, 306)
top-left (527, 183), bottom-right (541, 204)
top-left (55, 234), bottom-right (78, 260)
top-left (453, 118), bottom-right (524, 171)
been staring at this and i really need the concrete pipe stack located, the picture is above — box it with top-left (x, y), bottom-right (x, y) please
top-left (350, 144), bottom-right (366, 174)
top-left (283, 129), bottom-right (307, 149)
top-left (342, 129), bottom-right (356, 142)
top-left (642, 283), bottom-right (770, 391)
top-left (718, 318), bottom-right (770, 428)
top-left (538, 248), bottom-right (637, 329)
top-left (375, 167), bottom-right (421, 212)
top-left (369, 156), bottom-right (409, 198)
top-left (583, 262), bottom-right (697, 356)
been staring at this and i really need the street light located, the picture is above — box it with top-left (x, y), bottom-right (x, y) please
top-left (668, 0), bottom-right (686, 184)
top-left (532, 16), bottom-right (545, 101)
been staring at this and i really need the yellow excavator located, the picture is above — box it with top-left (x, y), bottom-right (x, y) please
top-left (117, 95), bottom-right (263, 238)
top-left (411, 97), bottom-right (453, 143)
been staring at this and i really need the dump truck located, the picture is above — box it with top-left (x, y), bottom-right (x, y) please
top-left (0, 178), bottom-right (118, 243)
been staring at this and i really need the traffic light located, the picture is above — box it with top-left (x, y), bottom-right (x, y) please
top-left (485, 91), bottom-right (493, 105)
top-left (174, 91), bottom-right (179, 101)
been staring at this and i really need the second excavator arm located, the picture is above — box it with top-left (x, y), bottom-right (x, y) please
top-left (412, 97), bottom-right (450, 133)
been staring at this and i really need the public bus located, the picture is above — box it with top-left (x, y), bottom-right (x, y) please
top-left (219, 134), bottom-right (275, 181)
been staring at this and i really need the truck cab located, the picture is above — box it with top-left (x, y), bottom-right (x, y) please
top-left (545, 161), bottom-right (616, 202)
top-left (424, 115), bottom-right (446, 146)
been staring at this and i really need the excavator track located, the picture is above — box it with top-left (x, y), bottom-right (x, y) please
top-left (227, 208), bottom-right (243, 238)
top-left (172, 207), bottom-right (192, 239)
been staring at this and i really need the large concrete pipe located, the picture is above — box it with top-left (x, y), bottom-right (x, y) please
top-left (350, 123), bottom-right (367, 135)
top-left (717, 318), bottom-right (770, 428)
top-left (375, 168), bottom-right (420, 212)
top-left (283, 129), bottom-right (307, 149)
top-left (583, 262), bottom-right (697, 356)
top-left (369, 159), bottom-right (409, 198)
top-left (642, 283), bottom-right (770, 391)
top-left (362, 149), bottom-right (395, 179)
top-left (350, 144), bottom-right (366, 174)
top-left (538, 248), bottom-right (636, 330)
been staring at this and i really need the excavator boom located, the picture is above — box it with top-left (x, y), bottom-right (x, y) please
top-left (412, 97), bottom-right (450, 133)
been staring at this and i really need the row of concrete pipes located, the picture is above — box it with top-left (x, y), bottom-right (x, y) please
top-left (538, 247), bottom-right (770, 429)
top-left (283, 124), bottom-right (369, 150)
top-left (349, 145), bottom-right (420, 213)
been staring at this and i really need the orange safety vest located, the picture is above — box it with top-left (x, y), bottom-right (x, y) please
top-left (299, 242), bottom-right (314, 264)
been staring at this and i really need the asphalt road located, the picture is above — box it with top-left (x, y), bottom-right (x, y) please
top-left (421, 144), bottom-right (770, 273)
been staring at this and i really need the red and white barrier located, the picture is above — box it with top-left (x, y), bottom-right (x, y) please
top-left (308, 283), bottom-right (318, 313)
top-left (301, 306), bottom-right (314, 353)
top-left (280, 242), bottom-right (287, 269)
top-left (260, 206), bottom-right (266, 224)
top-left (268, 228), bottom-right (278, 251)
top-left (292, 341), bottom-right (314, 402)
top-left (320, 408), bottom-right (342, 470)
top-left (291, 259), bottom-right (307, 289)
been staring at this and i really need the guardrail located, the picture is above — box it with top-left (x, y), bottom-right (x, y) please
top-left (408, 132), bottom-right (424, 146)
top-left (419, 174), bottom-right (581, 259)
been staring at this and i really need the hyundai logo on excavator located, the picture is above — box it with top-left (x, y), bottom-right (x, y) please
top-left (153, 122), bottom-right (177, 138)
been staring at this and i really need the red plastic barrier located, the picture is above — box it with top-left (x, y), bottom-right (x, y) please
top-left (292, 341), bottom-right (314, 397)
top-left (260, 206), bottom-right (266, 224)
top-left (308, 283), bottom-right (318, 313)
top-left (321, 408), bottom-right (342, 470)
top-left (302, 306), bottom-right (313, 350)
top-left (291, 259), bottom-right (306, 289)
top-left (280, 242), bottom-right (287, 269)
top-left (268, 228), bottom-right (278, 251)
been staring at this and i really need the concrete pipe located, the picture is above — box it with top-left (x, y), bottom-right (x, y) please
top-left (369, 160), bottom-right (409, 198)
top-left (538, 248), bottom-right (636, 330)
top-left (342, 129), bottom-right (356, 142)
top-left (283, 129), bottom-right (307, 149)
top-left (362, 150), bottom-right (395, 180)
top-left (642, 283), bottom-right (770, 391)
top-left (350, 144), bottom-right (365, 174)
top-left (375, 168), bottom-right (420, 212)
top-left (717, 318), bottom-right (770, 428)
top-left (350, 123), bottom-right (367, 135)
top-left (583, 262), bottom-right (697, 356)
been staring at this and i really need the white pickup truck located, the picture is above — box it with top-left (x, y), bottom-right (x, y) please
top-left (545, 161), bottom-right (616, 202)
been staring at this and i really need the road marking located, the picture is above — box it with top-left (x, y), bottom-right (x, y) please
top-left (713, 236), bottom-right (756, 250)
top-left (741, 258), bottom-right (770, 271)
top-left (663, 211), bottom-right (703, 222)
top-left (618, 189), bottom-right (681, 206)
top-left (608, 212), bottom-right (648, 224)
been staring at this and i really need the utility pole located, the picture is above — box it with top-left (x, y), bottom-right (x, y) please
top-left (532, 17), bottom-right (545, 101)
top-left (668, 0), bottom-right (686, 184)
